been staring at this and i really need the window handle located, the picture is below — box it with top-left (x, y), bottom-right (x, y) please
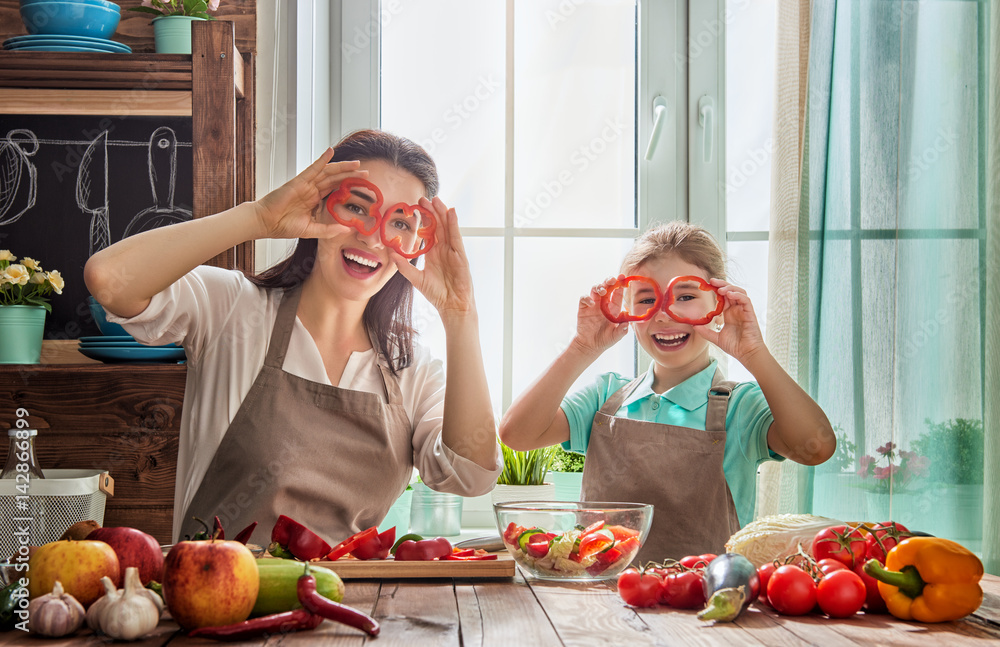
top-left (698, 95), bottom-right (715, 164)
top-left (643, 95), bottom-right (669, 161)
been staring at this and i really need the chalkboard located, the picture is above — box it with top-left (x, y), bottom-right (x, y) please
top-left (0, 115), bottom-right (193, 338)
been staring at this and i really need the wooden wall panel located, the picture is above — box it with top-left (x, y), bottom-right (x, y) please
top-left (0, 0), bottom-right (257, 54)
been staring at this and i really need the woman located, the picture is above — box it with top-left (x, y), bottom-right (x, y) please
top-left (85, 130), bottom-right (501, 545)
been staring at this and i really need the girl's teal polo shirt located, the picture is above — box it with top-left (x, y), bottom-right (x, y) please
top-left (560, 360), bottom-right (781, 528)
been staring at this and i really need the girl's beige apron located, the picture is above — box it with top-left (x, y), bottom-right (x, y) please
top-left (581, 371), bottom-right (741, 563)
top-left (179, 286), bottom-right (413, 546)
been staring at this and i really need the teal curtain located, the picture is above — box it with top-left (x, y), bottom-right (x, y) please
top-left (804, 0), bottom-right (993, 565)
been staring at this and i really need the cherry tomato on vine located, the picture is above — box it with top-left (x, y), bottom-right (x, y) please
top-left (756, 562), bottom-right (777, 606)
top-left (853, 561), bottom-right (888, 613)
top-left (864, 521), bottom-right (912, 564)
top-left (617, 569), bottom-right (661, 608)
top-left (679, 555), bottom-right (711, 569)
top-left (816, 569), bottom-right (866, 618)
top-left (811, 525), bottom-right (867, 568)
top-left (657, 570), bottom-right (706, 609)
top-left (767, 565), bottom-right (817, 616)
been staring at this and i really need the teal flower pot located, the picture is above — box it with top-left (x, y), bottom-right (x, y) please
top-left (153, 16), bottom-right (206, 54)
top-left (0, 305), bottom-right (46, 364)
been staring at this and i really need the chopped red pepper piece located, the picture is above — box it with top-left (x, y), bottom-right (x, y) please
top-left (269, 515), bottom-right (332, 562)
top-left (443, 554), bottom-right (498, 561)
top-left (350, 527), bottom-right (396, 560)
top-left (326, 527), bottom-right (378, 561)
top-left (394, 537), bottom-right (453, 561)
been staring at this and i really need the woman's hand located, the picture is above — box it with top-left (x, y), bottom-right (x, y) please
top-left (253, 148), bottom-right (367, 240)
top-left (390, 196), bottom-right (475, 320)
top-left (569, 277), bottom-right (629, 358)
top-left (693, 279), bottom-right (767, 363)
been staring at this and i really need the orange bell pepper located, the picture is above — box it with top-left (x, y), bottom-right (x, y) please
top-left (863, 536), bottom-right (983, 623)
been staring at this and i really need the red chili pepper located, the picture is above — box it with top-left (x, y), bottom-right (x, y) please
top-left (233, 521), bottom-right (258, 545)
top-left (269, 515), bottom-right (332, 561)
top-left (325, 178), bottom-right (437, 258)
top-left (187, 609), bottom-right (323, 641)
top-left (599, 275), bottom-right (663, 323)
top-left (394, 537), bottom-right (453, 561)
top-left (664, 275), bottom-right (724, 325)
top-left (188, 516), bottom-right (224, 541)
top-left (298, 565), bottom-right (380, 636)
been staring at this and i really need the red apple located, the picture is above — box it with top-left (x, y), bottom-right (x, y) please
top-left (162, 540), bottom-right (259, 630)
top-left (28, 540), bottom-right (120, 608)
top-left (87, 526), bottom-right (165, 586)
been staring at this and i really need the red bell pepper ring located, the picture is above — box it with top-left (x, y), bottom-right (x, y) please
top-left (664, 275), bottom-right (724, 325)
top-left (324, 177), bottom-right (383, 236)
top-left (443, 553), bottom-right (498, 561)
top-left (269, 515), bottom-right (332, 562)
top-left (380, 202), bottom-right (437, 259)
top-left (599, 275), bottom-right (663, 323)
top-left (325, 526), bottom-right (378, 561)
top-left (350, 526), bottom-right (396, 561)
top-left (394, 537), bottom-right (453, 561)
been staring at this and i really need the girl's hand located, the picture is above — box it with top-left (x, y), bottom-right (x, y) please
top-left (253, 148), bottom-right (367, 240)
top-left (569, 277), bottom-right (629, 357)
top-left (693, 279), bottom-right (767, 363)
top-left (390, 196), bottom-right (475, 320)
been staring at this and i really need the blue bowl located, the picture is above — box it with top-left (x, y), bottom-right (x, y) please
top-left (19, 0), bottom-right (120, 12)
top-left (87, 296), bottom-right (130, 337)
top-left (20, 1), bottom-right (121, 39)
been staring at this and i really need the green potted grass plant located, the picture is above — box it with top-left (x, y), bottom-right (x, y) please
top-left (910, 418), bottom-right (984, 541)
top-left (490, 441), bottom-right (557, 507)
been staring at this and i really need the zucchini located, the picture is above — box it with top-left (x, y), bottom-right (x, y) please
top-left (517, 529), bottom-right (546, 552)
top-left (697, 553), bottom-right (760, 622)
top-left (252, 559), bottom-right (345, 616)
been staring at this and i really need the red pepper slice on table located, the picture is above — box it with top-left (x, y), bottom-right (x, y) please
top-left (269, 515), bottom-right (332, 562)
top-left (325, 527), bottom-right (378, 561)
top-left (298, 565), bottom-right (380, 636)
top-left (349, 527), bottom-right (396, 560)
top-left (187, 609), bottom-right (323, 641)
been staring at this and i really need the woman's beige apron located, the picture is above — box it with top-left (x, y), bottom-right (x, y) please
top-left (580, 371), bottom-right (741, 563)
top-left (179, 286), bottom-right (413, 547)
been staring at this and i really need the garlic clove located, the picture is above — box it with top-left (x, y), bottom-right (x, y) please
top-left (28, 580), bottom-right (86, 637)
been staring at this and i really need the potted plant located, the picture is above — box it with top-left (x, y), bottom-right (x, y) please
top-left (910, 418), bottom-right (984, 540)
top-left (0, 250), bottom-right (65, 364)
top-left (549, 445), bottom-right (585, 502)
top-left (490, 441), bottom-right (557, 508)
top-left (130, 0), bottom-right (221, 54)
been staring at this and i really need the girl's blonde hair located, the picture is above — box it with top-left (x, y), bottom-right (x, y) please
top-left (620, 221), bottom-right (726, 280)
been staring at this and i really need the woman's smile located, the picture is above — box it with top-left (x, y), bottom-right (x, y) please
top-left (341, 246), bottom-right (383, 279)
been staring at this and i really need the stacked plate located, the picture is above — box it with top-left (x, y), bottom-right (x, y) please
top-left (3, 33), bottom-right (131, 53)
top-left (78, 336), bottom-right (185, 364)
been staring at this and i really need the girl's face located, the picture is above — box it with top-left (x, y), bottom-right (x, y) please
top-left (313, 159), bottom-right (426, 303)
top-left (630, 254), bottom-right (715, 375)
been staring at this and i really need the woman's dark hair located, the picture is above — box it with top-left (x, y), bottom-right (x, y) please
top-left (246, 129), bottom-right (439, 374)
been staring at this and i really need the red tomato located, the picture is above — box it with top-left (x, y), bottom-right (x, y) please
top-left (853, 561), bottom-right (888, 613)
top-left (698, 553), bottom-right (718, 564)
top-left (605, 525), bottom-right (640, 542)
top-left (577, 532), bottom-right (614, 560)
top-left (503, 522), bottom-right (527, 547)
top-left (525, 536), bottom-right (552, 559)
top-left (678, 555), bottom-right (711, 569)
top-left (811, 525), bottom-right (867, 569)
top-left (658, 570), bottom-right (706, 609)
top-left (817, 558), bottom-right (849, 575)
top-left (864, 521), bottom-right (911, 564)
top-left (816, 569), bottom-right (866, 618)
top-left (617, 569), bottom-right (661, 608)
top-left (756, 563), bottom-right (777, 606)
top-left (767, 565), bottom-right (817, 616)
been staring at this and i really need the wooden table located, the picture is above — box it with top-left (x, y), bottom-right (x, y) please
top-left (2, 572), bottom-right (998, 645)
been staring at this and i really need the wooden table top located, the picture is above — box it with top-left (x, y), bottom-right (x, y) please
top-left (2, 571), bottom-right (997, 646)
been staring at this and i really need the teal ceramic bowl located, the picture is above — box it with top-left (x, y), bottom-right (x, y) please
top-left (20, 1), bottom-right (121, 39)
top-left (19, 0), bottom-right (120, 11)
top-left (87, 296), bottom-right (129, 337)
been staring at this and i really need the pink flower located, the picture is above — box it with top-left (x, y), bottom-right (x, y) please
top-left (208, 0), bottom-right (221, 11)
top-left (141, 0), bottom-right (154, 7)
top-left (906, 455), bottom-right (930, 479)
top-left (876, 442), bottom-right (896, 455)
top-left (873, 464), bottom-right (899, 480)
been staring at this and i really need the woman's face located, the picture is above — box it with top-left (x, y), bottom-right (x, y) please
top-left (313, 159), bottom-right (426, 303)
top-left (630, 254), bottom-right (715, 375)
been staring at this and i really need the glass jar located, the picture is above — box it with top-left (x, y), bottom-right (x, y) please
top-left (1, 428), bottom-right (45, 480)
top-left (408, 481), bottom-right (463, 537)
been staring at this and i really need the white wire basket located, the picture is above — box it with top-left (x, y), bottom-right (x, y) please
top-left (0, 470), bottom-right (114, 559)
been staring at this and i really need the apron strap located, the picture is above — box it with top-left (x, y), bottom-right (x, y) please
top-left (367, 329), bottom-right (404, 406)
top-left (706, 369), bottom-right (738, 433)
top-left (263, 286), bottom-right (303, 369)
top-left (598, 376), bottom-right (646, 416)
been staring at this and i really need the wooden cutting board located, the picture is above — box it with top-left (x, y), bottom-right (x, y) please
top-left (312, 553), bottom-right (515, 579)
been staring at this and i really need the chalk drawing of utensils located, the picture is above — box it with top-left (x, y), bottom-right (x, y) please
top-left (124, 126), bottom-right (191, 238)
top-left (76, 130), bottom-right (110, 255)
top-left (0, 129), bottom-right (39, 226)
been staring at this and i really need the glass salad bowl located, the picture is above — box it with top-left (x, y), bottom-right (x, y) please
top-left (493, 501), bottom-right (653, 581)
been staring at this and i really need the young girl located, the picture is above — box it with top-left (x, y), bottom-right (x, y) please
top-left (498, 222), bottom-right (835, 562)
top-left (85, 130), bottom-right (501, 545)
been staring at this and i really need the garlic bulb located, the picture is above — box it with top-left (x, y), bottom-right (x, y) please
top-left (86, 576), bottom-right (120, 632)
top-left (90, 567), bottom-right (162, 641)
top-left (27, 580), bottom-right (85, 637)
